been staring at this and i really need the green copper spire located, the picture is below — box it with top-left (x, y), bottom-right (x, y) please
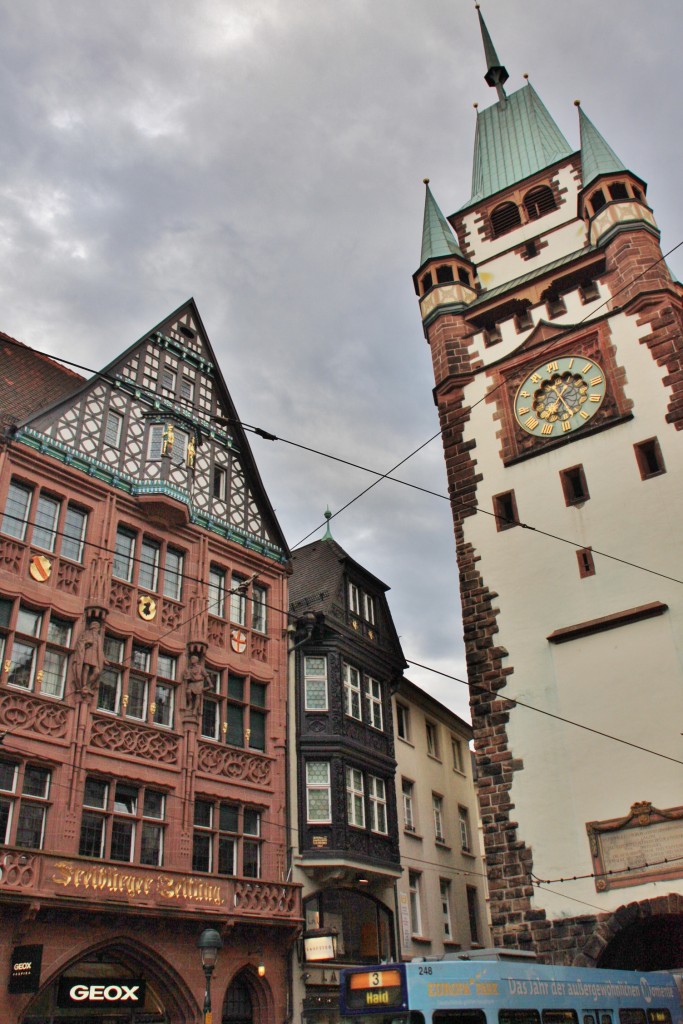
top-left (322, 507), bottom-right (333, 540)
top-left (476, 4), bottom-right (509, 102)
top-left (461, 82), bottom-right (573, 210)
top-left (420, 179), bottom-right (464, 265)
top-left (577, 103), bottom-right (627, 189)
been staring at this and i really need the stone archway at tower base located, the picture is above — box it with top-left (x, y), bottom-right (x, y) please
top-left (574, 894), bottom-right (683, 970)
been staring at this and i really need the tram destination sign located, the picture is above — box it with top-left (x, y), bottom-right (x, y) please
top-left (57, 978), bottom-right (146, 1009)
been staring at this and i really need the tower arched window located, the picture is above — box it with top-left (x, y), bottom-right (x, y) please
top-left (524, 185), bottom-right (556, 221)
top-left (590, 189), bottom-right (606, 215)
top-left (490, 201), bottom-right (521, 238)
top-left (420, 271), bottom-right (433, 294)
top-left (436, 265), bottom-right (454, 284)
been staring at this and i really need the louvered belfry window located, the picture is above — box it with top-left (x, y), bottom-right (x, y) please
top-left (490, 200), bottom-right (522, 237)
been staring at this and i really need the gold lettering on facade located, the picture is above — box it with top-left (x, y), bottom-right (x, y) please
top-left (52, 861), bottom-right (224, 906)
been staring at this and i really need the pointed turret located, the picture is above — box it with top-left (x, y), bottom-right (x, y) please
top-left (575, 101), bottom-right (656, 247)
top-left (413, 180), bottom-right (476, 315)
top-left (477, 4), bottom-right (509, 102)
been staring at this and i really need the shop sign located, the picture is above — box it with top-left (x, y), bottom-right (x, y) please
top-left (51, 859), bottom-right (224, 907)
top-left (8, 945), bottom-right (43, 993)
top-left (304, 935), bottom-right (336, 961)
top-left (57, 978), bottom-right (146, 1009)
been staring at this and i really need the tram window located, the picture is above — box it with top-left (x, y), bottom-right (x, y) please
top-left (500, 1011), bottom-right (541, 1024)
top-left (543, 1013), bottom-right (579, 1024)
top-left (434, 1011), bottom-right (487, 1024)
top-left (409, 1015), bottom-right (426, 1024)
top-left (584, 1015), bottom-right (596, 1024)
top-left (620, 1012), bottom-right (646, 1024)
top-left (648, 1012), bottom-right (672, 1024)
top-left (601, 1016), bottom-right (613, 1024)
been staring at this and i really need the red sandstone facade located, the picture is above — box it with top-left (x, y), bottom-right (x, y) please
top-left (0, 303), bottom-right (299, 1022)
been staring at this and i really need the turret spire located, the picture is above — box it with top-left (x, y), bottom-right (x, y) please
top-left (476, 4), bottom-right (509, 103)
top-left (576, 102), bottom-right (627, 189)
top-left (322, 507), bottom-right (333, 541)
top-left (420, 179), bottom-right (464, 266)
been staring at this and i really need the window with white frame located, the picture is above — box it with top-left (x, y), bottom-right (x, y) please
top-left (365, 677), bottom-right (383, 730)
top-left (212, 465), bottom-right (227, 501)
top-left (163, 548), bottom-right (183, 601)
top-left (252, 585), bottom-right (267, 633)
top-left (112, 526), bottom-right (184, 601)
top-left (452, 736), bottom-right (465, 773)
top-left (208, 565), bottom-right (226, 617)
top-left (402, 779), bottom-right (415, 831)
top-left (180, 375), bottom-right (194, 403)
top-left (78, 778), bottom-right (165, 866)
top-left (409, 871), bottom-right (422, 935)
top-left (201, 668), bottom-right (222, 741)
top-left (346, 767), bottom-right (365, 828)
top-left (112, 527), bottom-right (136, 582)
top-left (433, 794), bottom-right (445, 842)
top-left (440, 879), bottom-right (453, 940)
top-left (426, 719), bottom-right (439, 758)
top-left (396, 702), bottom-right (410, 741)
top-left (104, 410), bottom-right (123, 448)
top-left (139, 538), bottom-right (160, 592)
top-left (160, 367), bottom-right (176, 396)
top-left (306, 762), bottom-right (331, 823)
top-left (343, 663), bottom-right (362, 720)
top-left (1, 600), bottom-right (72, 700)
top-left (154, 654), bottom-right (177, 728)
top-left (230, 575), bottom-right (247, 625)
top-left (304, 656), bottom-right (328, 711)
top-left (369, 775), bottom-right (387, 834)
top-left (459, 805), bottom-right (472, 853)
top-left (363, 592), bottom-right (376, 625)
top-left (0, 481), bottom-right (88, 562)
top-left (0, 759), bottom-right (51, 849)
top-left (348, 582), bottom-right (361, 616)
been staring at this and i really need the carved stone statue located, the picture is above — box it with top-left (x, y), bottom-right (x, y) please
top-left (71, 617), bottom-right (105, 697)
top-left (183, 653), bottom-right (208, 715)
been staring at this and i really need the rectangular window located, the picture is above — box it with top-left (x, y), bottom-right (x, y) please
top-left (560, 465), bottom-right (590, 505)
top-left (209, 565), bottom-right (226, 617)
top-left (363, 593), bottom-right (376, 625)
top-left (365, 677), bottom-right (383, 730)
top-left (634, 438), bottom-right (666, 479)
top-left (243, 807), bottom-right (261, 878)
top-left (348, 583), bottom-right (361, 616)
top-left (226, 674), bottom-right (245, 747)
top-left (33, 494), bottom-right (60, 552)
top-left (0, 761), bottom-right (51, 850)
top-left (426, 720), bottom-right (439, 758)
top-left (163, 548), bottom-right (183, 601)
top-left (104, 410), bottom-right (123, 448)
top-left (459, 806), bottom-right (472, 852)
top-left (1, 482), bottom-right (32, 540)
top-left (192, 799), bottom-right (261, 877)
top-left (192, 799), bottom-right (213, 872)
top-left (306, 762), bottom-right (331, 823)
top-left (452, 737), bottom-right (465, 773)
top-left (396, 702), bottom-right (410, 741)
top-left (577, 547), bottom-right (596, 579)
top-left (346, 767), bottom-right (365, 828)
top-left (139, 538), bottom-right (160, 592)
top-left (61, 506), bottom-right (88, 562)
top-left (79, 778), bottom-right (165, 865)
top-left (230, 575), bottom-right (247, 625)
top-left (212, 466), bottom-right (227, 500)
top-left (466, 886), bottom-right (480, 944)
top-left (126, 674), bottom-right (148, 720)
top-left (161, 367), bottom-right (176, 396)
top-left (409, 871), bottom-right (422, 936)
top-left (154, 671), bottom-right (176, 729)
top-left (40, 616), bottom-right (72, 698)
top-left (493, 490), bottom-right (519, 531)
top-left (201, 697), bottom-right (220, 741)
top-left (343, 663), bottom-right (362, 720)
top-left (433, 794), bottom-right (445, 842)
top-left (148, 424), bottom-right (164, 461)
top-left (113, 527), bottom-right (136, 582)
top-left (170, 428), bottom-right (188, 466)
top-left (440, 879), bottom-right (453, 940)
top-left (369, 775), bottom-right (387, 834)
top-left (304, 656), bottom-right (328, 711)
top-left (252, 585), bottom-right (267, 633)
top-left (180, 375), bottom-right (194, 402)
top-left (402, 780), bottom-right (415, 831)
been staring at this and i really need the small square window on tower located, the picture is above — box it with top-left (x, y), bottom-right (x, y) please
top-left (634, 438), bottom-right (666, 480)
top-left (577, 547), bottom-right (596, 578)
top-left (493, 490), bottom-right (519, 531)
top-left (560, 465), bottom-right (590, 506)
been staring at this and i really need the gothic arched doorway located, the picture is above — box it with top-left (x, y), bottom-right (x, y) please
top-left (223, 974), bottom-right (253, 1024)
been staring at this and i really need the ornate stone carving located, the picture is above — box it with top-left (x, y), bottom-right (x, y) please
top-left (208, 616), bottom-right (226, 648)
top-left (197, 743), bottom-right (272, 785)
top-left (182, 646), bottom-right (208, 716)
top-left (188, 590), bottom-right (208, 645)
top-left (0, 692), bottom-right (70, 737)
top-left (87, 550), bottom-right (112, 608)
top-left (162, 598), bottom-right (183, 631)
top-left (56, 560), bottom-right (83, 595)
top-left (110, 580), bottom-right (133, 614)
top-left (90, 718), bottom-right (179, 763)
top-left (0, 850), bottom-right (36, 889)
top-left (0, 538), bottom-right (24, 574)
top-left (71, 616), bottom-right (105, 697)
top-left (233, 880), bottom-right (298, 916)
top-left (251, 634), bottom-right (268, 662)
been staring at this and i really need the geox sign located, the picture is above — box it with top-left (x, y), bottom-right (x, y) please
top-left (57, 978), bottom-right (146, 1008)
top-left (8, 945), bottom-right (43, 993)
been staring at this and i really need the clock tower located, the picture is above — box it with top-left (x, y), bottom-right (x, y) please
top-left (415, 9), bottom-right (683, 965)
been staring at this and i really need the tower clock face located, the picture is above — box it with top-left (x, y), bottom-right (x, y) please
top-left (514, 355), bottom-right (607, 438)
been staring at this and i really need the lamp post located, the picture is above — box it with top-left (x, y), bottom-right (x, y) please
top-left (198, 927), bottom-right (223, 1024)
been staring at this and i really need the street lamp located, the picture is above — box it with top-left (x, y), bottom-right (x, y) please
top-left (198, 927), bottom-right (223, 1024)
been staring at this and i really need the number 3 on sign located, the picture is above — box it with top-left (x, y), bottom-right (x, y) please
top-left (370, 972), bottom-right (381, 987)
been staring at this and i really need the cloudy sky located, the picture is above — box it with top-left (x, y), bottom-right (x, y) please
top-left (1, 1), bottom-right (680, 721)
